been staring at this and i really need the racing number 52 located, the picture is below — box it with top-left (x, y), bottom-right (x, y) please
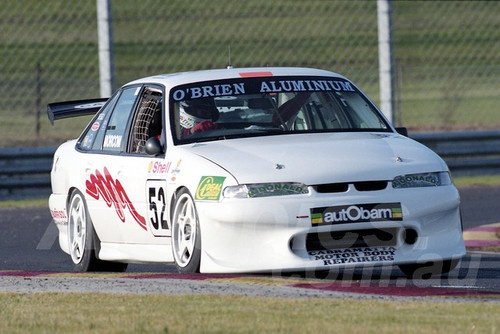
top-left (147, 182), bottom-right (168, 231)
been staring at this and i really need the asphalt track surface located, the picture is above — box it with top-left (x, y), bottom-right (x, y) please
top-left (0, 186), bottom-right (499, 301)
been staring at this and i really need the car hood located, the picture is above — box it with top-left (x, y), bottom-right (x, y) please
top-left (187, 133), bottom-right (447, 184)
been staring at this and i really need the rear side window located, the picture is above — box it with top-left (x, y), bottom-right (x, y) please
top-left (79, 93), bottom-right (119, 151)
top-left (79, 87), bottom-right (139, 152)
top-left (101, 87), bottom-right (138, 151)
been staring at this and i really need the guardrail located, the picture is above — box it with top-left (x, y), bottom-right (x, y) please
top-left (0, 147), bottom-right (55, 200)
top-left (1, 130), bottom-right (499, 200)
top-left (412, 130), bottom-right (500, 177)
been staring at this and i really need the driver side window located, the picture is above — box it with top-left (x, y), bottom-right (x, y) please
top-left (128, 86), bottom-right (163, 154)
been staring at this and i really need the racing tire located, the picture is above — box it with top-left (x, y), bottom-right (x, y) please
top-left (171, 189), bottom-right (201, 273)
top-left (398, 259), bottom-right (459, 279)
top-left (67, 190), bottom-right (128, 272)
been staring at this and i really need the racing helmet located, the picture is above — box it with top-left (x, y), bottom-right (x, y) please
top-left (179, 98), bottom-right (219, 130)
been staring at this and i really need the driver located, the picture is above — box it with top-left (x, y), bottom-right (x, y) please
top-left (179, 98), bottom-right (218, 137)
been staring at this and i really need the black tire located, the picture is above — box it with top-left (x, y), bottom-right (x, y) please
top-left (398, 258), bottom-right (459, 279)
top-left (171, 189), bottom-right (201, 273)
top-left (67, 190), bottom-right (128, 272)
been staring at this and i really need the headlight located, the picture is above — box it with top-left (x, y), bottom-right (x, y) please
top-left (392, 172), bottom-right (452, 189)
top-left (223, 182), bottom-right (310, 199)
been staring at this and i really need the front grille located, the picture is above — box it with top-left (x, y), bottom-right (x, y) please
top-left (305, 228), bottom-right (398, 252)
top-left (314, 183), bottom-right (349, 193)
top-left (353, 181), bottom-right (388, 191)
top-left (313, 181), bottom-right (388, 193)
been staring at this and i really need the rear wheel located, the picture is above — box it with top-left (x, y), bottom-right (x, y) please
top-left (171, 189), bottom-right (201, 273)
top-left (398, 259), bottom-right (459, 279)
top-left (67, 190), bottom-right (128, 272)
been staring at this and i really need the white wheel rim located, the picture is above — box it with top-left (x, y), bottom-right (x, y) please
top-left (68, 194), bottom-right (86, 264)
top-left (172, 194), bottom-right (198, 267)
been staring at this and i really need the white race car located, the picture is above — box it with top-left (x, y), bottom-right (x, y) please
top-left (48, 67), bottom-right (465, 278)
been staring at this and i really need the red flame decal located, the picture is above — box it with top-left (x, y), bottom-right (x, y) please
top-left (85, 167), bottom-right (147, 231)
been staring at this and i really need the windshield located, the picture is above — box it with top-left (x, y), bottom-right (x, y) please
top-left (170, 76), bottom-right (390, 143)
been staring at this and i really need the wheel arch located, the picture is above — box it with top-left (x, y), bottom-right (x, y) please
top-left (66, 186), bottom-right (79, 207)
top-left (169, 186), bottom-right (189, 222)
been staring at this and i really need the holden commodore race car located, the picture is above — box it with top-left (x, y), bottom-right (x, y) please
top-left (47, 67), bottom-right (465, 277)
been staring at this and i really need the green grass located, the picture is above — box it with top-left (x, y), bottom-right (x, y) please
top-left (0, 293), bottom-right (498, 333)
top-left (1, 1), bottom-right (500, 147)
top-left (453, 175), bottom-right (500, 189)
top-left (0, 198), bottom-right (48, 208)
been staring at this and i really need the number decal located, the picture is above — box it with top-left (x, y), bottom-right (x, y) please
top-left (146, 180), bottom-right (169, 236)
top-left (149, 187), bottom-right (159, 229)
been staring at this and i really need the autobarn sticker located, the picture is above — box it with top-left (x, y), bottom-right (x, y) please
top-left (85, 167), bottom-right (147, 230)
top-left (195, 176), bottom-right (225, 200)
top-left (171, 76), bottom-right (356, 101)
top-left (311, 203), bottom-right (402, 226)
top-left (309, 246), bottom-right (396, 266)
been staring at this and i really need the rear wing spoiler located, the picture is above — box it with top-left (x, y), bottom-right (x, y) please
top-left (47, 98), bottom-right (108, 125)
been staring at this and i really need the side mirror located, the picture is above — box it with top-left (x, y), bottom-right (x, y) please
top-left (396, 127), bottom-right (408, 137)
top-left (145, 137), bottom-right (163, 156)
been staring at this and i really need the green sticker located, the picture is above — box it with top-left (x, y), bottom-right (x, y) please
top-left (195, 176), bottom-right (226, 200)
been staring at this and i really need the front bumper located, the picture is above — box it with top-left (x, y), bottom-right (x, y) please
top-left (196, 184), bottom-right (466, 273)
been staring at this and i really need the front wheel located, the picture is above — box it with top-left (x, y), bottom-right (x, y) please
top-left (171, 189), bottom-right (201, 273)
top-left (67, 190), bottom-right (128, 272)
top-left (398, 259), bottom-right (460, 279)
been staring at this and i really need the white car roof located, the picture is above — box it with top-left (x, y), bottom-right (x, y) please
top-left (126, 67), bottom-right (347, 88)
